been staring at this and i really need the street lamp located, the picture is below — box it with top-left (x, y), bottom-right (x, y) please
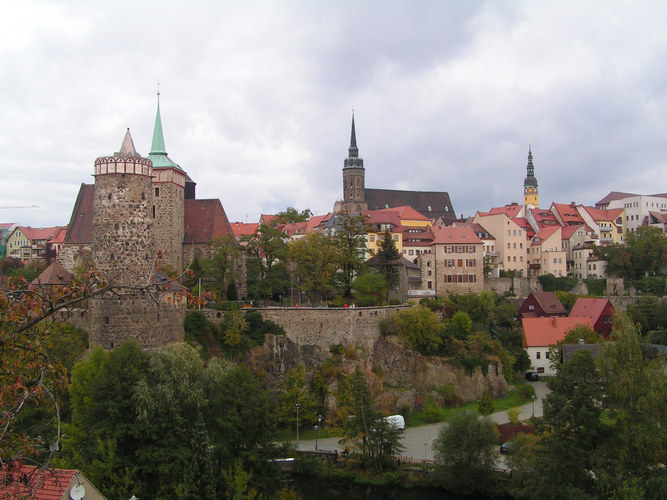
top-left (531, 395), bottom-right (536, 418)
top-left (295, 403), bottom-right (301, 449)
top-left (424, 443), bottom-right (428, 463)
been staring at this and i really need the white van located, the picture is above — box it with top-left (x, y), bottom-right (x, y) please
top-left (385, 414), bottom-right (405, 431)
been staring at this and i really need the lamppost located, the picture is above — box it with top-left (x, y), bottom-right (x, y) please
top-left (424, 443), bottom-right (428, 465)
top-left (314, 414), bottom-right (322, 450)
top-left (295, 403), bottom-right (301, 449)
top-left (531, 395), bottom-right (536, 418)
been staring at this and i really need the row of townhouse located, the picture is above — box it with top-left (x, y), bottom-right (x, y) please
top-left (4, 225), bottom-right (67, 264)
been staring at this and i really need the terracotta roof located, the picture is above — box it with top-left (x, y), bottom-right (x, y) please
top-left (522, 316), bottom-right (595, 347)
top-left (489, 204), bottom-right (523, 217)
top-left (14, 226), bottom-right (65, 243)
top-left (374, 205), bottom-right (431, 222)
top-left (306, 213), bottom-right (331, 232)
top-left (277, 221), bottom-right (308, 236)
top-left (569, 298), bottom-right (613, 322)
top-left (231, 221), bottom-right (259, 238)
top-left (432, 226), bottom-right (482, 245)
top-left (184, 199), bottom-right (233, 244)
top-left (364, 188), bottom-right (455, 222)
top-left (64, 183), bottom-right (95, 244)
top-left (259, 214), bottom-right (278, 226)
top-left (30, 261), bottom-right (73, 287)
top-left (561, 224), bottom-right (585, 240)
top-left (580, 205), bottom-right (620, 222)
top-left (362, 209), bottom-right (402, 228)
top-left (649, 211), bottom-right (667, 224)
top-left (1, 463), bottom-right (77, 500)
top-left (531, 226), bottom-right (559, 246)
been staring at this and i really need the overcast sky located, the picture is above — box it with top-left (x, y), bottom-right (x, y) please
top-left (2, 0), bottom-right (667, 228)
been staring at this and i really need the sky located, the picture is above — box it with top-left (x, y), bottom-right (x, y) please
top-left (2, 0), bottom-right (667, 228)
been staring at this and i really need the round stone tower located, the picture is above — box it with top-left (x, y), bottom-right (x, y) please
top-left (92, 129), bottom-right (155, 285)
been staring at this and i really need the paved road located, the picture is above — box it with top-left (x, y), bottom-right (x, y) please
top-left (295, 381), bottom-right (548, 461)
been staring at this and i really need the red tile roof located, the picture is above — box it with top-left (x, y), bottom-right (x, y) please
top-left (231, 221), bottom-right (259, 238)
top-left (569, 298), bottom-right (613, 322)
top-left (489, 204), bottom-right (523, 217)
top-left (432, 226), bottom-right (482, 245)
top-left (15, 226), bottom-right (66, 243)
top-left (522, 316), bottom-right (595, 347)
top-left (184, 199), bottom-right (233, 244)
top-left (531, 226), bottom-right (559, 246)
top-left (1, 463), bottom-right (76, 500)
top-left (362, 209), bottom-right (402, 228)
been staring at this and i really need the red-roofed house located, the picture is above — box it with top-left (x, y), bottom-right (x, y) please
top-left (577, 206), bottom-right (625, 244)
top-left (519, 291), bottom-right (567, 319)
top-left (550, 202), bottom-right (586, 227)
top-left (522, 316), bottom-right (595, 375)
top-left (417, 226), bottom-right (484, 294)
top-left (6, 226), bottom-right (67, 263)
top-left (230, 221), bottom-right (260, 241)
top-left (569, 298), bottom-right (614, 338)
top-left (0, 462), bottom-right (106, 500)
top-left (561, 224), bottom-right (595, 270)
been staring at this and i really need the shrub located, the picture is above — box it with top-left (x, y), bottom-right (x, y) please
top-left (438, 383), bottom-right (461, 408)
top-left (422, 397), bottom-right (442, 423)
top-left (632, 276), bottom-right (666, 296)
top-left (507, 407), bottom-right (521, 425)
top-left (518, 384), bottom-right (536, 400)
top-left (583, 278), bottom-right (606, 296)
top-left (478, 390), bottom-right (495, 416)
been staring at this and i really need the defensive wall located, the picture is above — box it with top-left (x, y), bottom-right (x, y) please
top-left (203, 305), bottom-right (410, 350)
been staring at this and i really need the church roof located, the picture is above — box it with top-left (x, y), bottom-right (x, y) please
top-left (117, 128), bottom-right (140, 157)
top-left (149, 95), bottom-right (182, 171)
top-left (184, 199), bottom-right (234, 244)
top-left (63, 184), bottom-right (95, 244)
top-left (364, 188), bottom-right (455, 223)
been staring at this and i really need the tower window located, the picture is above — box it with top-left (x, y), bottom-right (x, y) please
top-left (155, 187), bottom-right (160, 197)
top-left (153, 206), bottom-right (156, 218)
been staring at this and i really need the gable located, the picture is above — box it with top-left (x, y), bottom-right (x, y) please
top-left (364, 188), bottom-right (455, 222)
top-left (184, 199), bottom-right (234, 244)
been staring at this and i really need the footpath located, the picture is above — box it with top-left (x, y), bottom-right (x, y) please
top-left (295, 381), bottom-right (548, 461)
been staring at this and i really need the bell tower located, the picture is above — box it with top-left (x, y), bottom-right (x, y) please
top-left (335, 112), bottom-right (367, 213)
top-left (523, 144), bottom-right (539, 208)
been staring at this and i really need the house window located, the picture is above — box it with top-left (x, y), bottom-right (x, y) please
top-left (469, 274), bottom-right (475, 282)
top-left (446, 246), bottom-right (453, 253)
top-left (457, 259), bottom-right (463, 267)
top-left (427, 281), bottom-right (432, 289)
top-left (507, 243), bottom-right (510, 249)
top-left (446, 259), bottom-right (453, 266)
top-left (408, 249), bottom-right (414, 255)
top-left (155, 187), bottom-right (160, 197)
top-left (528, 305), bottom-right (535, 310)
top-left (536, 352), bottom-right (541, 359)
top-left (468, 246), bottom-right (474, 253)
top-left (393, 235), bottom-right (398, 241)
top-left (369, 235), bottom-right (375, 242)
top-left (457, 246), bottom-right (464, 253)
top-left (427, 261), bottom-right (431, 267)
top-left (427, 270), bottom-right (432, 276)
top-left (537, 367), bottom-right (545, 374)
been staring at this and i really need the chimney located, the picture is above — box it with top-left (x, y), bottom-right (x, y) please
top-left (551, 316), bottom-right (556, 327)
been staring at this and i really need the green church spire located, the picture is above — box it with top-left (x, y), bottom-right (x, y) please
top-left (149, 90), bottom-right (181, 170)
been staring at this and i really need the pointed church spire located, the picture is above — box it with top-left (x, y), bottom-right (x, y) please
top-left (150, 90), bottom-right (167, 156)
top-left (148, 90), bottom-right (181, 170)
top-left (117, 128), bottom-right (139, 157)
top-left (523, 142), bottom-right (538, 208)
top-left (349, 112), bottom-right (358, 158)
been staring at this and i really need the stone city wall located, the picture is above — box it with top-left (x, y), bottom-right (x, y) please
top-left (204, 305), bottom-right (409, 350)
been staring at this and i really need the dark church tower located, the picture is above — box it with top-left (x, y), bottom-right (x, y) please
top-left (523, 144), bottom-right (539, 208)
top-left (335, 113), bottom-right (367, 213)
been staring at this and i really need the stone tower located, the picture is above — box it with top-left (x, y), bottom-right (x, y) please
top-left (335, 113), bottom-right (368, 213)
top-left (89, 130), bottom-right (184, 349)
top-left (92, 129), bottom-right (155, 284)
top-left (523, 144), bottom-right (539, 208)
top-left (149, 93), bottom-right (186, 272)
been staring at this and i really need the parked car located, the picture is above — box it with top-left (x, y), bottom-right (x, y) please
top-left (525, 371), bottom-right (539, 381)
top-left (499, 442), bottom-right (513, 454)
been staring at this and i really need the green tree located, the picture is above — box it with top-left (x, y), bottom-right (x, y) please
top-left (277, 365), bottom-right (319, 428)
top-left (336, 367), bottom-right (404, 472)
top-left (351, 272), bottom-right (387, 306)
top-left (273, 206), bottom-right (313, 225)
top-left (593, 243), bottom-right (632, 279)
top-left (243, 223), bottom-right (289, 302)
top-left (433, 410), bottom-right (498, 495)
top-left (331, 212), bottom-right (370, 297)
top-left (444, 311), bottom-right (473, 340)
top-left (380, 306), bottom-right (444, 354)
top-left (595, 313), bottom-right (667, 499)
top-left (288, 232), bottom-right (338, 304)
top-left (376, 229), bottom-right (401, 299)
top-left (625, 226), bottom-right (667, 278)
top-left (509, 350), bottom-right (605, 499)
top-left (202, 234), bottom-right (241, 303)
top-left (477, 390), bottom-right (495, 416)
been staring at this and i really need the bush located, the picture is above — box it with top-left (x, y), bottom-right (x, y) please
top-left (539, 274), bottom-right (578, 292)
top-left (632, 276), bottom-right (666, 296)
top-left (422, 397), bottom-right (442, 423)
top-left (583, 278), bottom-right (606, 296)
top-left (478, 390), bottom-right (495, 416)
top-left (518, 384), bottom-right (536, 400)
top-left (506, 407), bottom-right (521, 425)
top-left (438, 383), bottom-right (461, 408)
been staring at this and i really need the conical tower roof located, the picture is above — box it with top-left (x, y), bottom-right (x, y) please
top-left (344, 112), bottom-right (364, 169)
top-left (116, 128), bottom-right (141, 157)
top-left (149, 93), bottom-right (182, 170)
